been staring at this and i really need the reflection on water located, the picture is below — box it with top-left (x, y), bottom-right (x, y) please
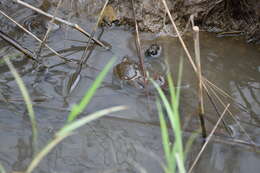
top-left (0, 0), bottom-right (259, 173)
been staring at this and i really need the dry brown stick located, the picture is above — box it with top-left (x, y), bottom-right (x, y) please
top-left (0, 30), bottom-right (37, 61)
top-left (188, 104), bottom-right (230, 173)
top-left (161, 0), bottom-right (198, 73)
top-left (12, 0), bottom-right (109, 50)
top-left (35, 0), bottom-right (63, 60)
top-left (161, 1), bottom-right (238, 140)
top-left (131, 0), bottom-right (146, 79)
top-left (0, 9), bottom-right (71, 62)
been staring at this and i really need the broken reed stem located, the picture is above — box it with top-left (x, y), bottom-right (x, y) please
top-left (188, 104), bottom-right (230, 173)
top-left (35, 0), bottom-right (63, 60)
top-left (64, 0), bottom-right (108, 95)
top-left (0, 9), bottom-right (71, 62)
top-left (193, 26), bottom-right (207, 138)
top-left (79, 0), bottom-right (109, 66)
top-left (12, 0), bottom-right (108, 49)
top-left (131, 0), bottom-right (146, 79)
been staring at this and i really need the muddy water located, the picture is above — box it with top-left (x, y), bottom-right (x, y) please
top-left (0, 1), bottom-right (260, 173)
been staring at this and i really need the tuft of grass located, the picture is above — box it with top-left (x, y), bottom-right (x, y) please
top-left (25, 106), bottom-right (126, 173)
top-left (24, 57), bottom-right (126, 173)
top-left (4, 56), bottom-right (38, 153)
top-left (152, 57), bottom-right (194, 173)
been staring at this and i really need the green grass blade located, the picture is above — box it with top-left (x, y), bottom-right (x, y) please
top-left (150, 79), bottom-right (173, 123)
top-left (166, 73), bottom-right (176, 109)
top-left (151, 72), bottom-right (186, 173)
top-left (175, 56), bottom-right (183, 109)
top-left (0, 163), bottom-right (6, 173)
top-left (166, 60), bottom-right (184, 164)
top-left (175, 153), bottom-right (186, 173)
top-left (25, 133), bottom-right (69, 173)
top-left (157, 101), bottom-right (174, 173)
top-left (26, 105), bottom-right (126, 173)
top-left (67, 57), bottom-right (116, 122)
top-left (4, 57), bottom-right (38, 152)
top-left (184, 132), bottom-right (198, 161)
top-left (58, 106), bottom-right (126, 137)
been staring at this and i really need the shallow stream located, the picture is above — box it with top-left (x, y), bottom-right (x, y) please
top-left (0, 1), bottom-right (259, 173)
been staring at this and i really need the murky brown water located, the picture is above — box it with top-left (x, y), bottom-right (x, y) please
top-left (0, 1), bottom-right (259, 173)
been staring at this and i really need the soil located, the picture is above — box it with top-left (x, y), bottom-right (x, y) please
top-left (1, 0), bottom-right (259, 42)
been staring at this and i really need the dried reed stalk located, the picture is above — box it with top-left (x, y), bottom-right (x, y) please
top-left (0, 9), bottom-right (71, 62)
top-left (12, 0), bottom-right (109, 49)
top-left (161, 0), bottom-right (252, 141)
top-left (131, 0), bottom-right (146, 79)
top-left (193, 25), bottom-right (207, 138)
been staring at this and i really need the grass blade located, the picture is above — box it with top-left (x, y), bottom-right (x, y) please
top-left (58, 106), bottom-right (127, 136)
top-left (67, 57), bottom-right (116, 122)
top-left (26, 105), bottom-right (126, 173)
top-left (25, 133), bottom-right (69, 173)
top-left (4, 57), bottom-right (38, 152)
top-left (157, 101), bottom-right (174, 173)
top-left (0, 163), bottom-right (6, 173)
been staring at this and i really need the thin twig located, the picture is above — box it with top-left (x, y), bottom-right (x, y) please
top-left (79, 0), bottom-right (109, 65)
top-left (0, 9), bottom-right (71, 62)
top-left (12, 0), bottom-right (109, 49)
top-left (161, 0), bottom-right (197, 73)
top-left (188, 104), bottom-right (230, 173)
top-left (204, 77), bottom-right (251, 112)
top-left (203, 83), bottom-right (233, 136)
top-left (0, 30), bottom-right (37, 61)
top-left (131, 0), bottom-right (146, 79)
top-left (35, 0), bottom-right (63, 60)
top-left (205, 79), bottom-right (255, 145)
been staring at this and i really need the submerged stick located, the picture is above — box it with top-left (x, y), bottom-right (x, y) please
top-left (12, 0), bottom-right (109, 49)
top-left (0, 30), bottom-right (37, 61)
top-left (79, 0), bottom-right (109, 65)
top-left (64, 0), bottom-right (109, 95)
top-left (188, 104), bottom-right (230, 173)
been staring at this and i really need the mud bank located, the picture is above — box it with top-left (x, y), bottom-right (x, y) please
top-left (61, 0), bottom-right (260, 42)
top-left (1, 0), bottom-right (259, 42)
